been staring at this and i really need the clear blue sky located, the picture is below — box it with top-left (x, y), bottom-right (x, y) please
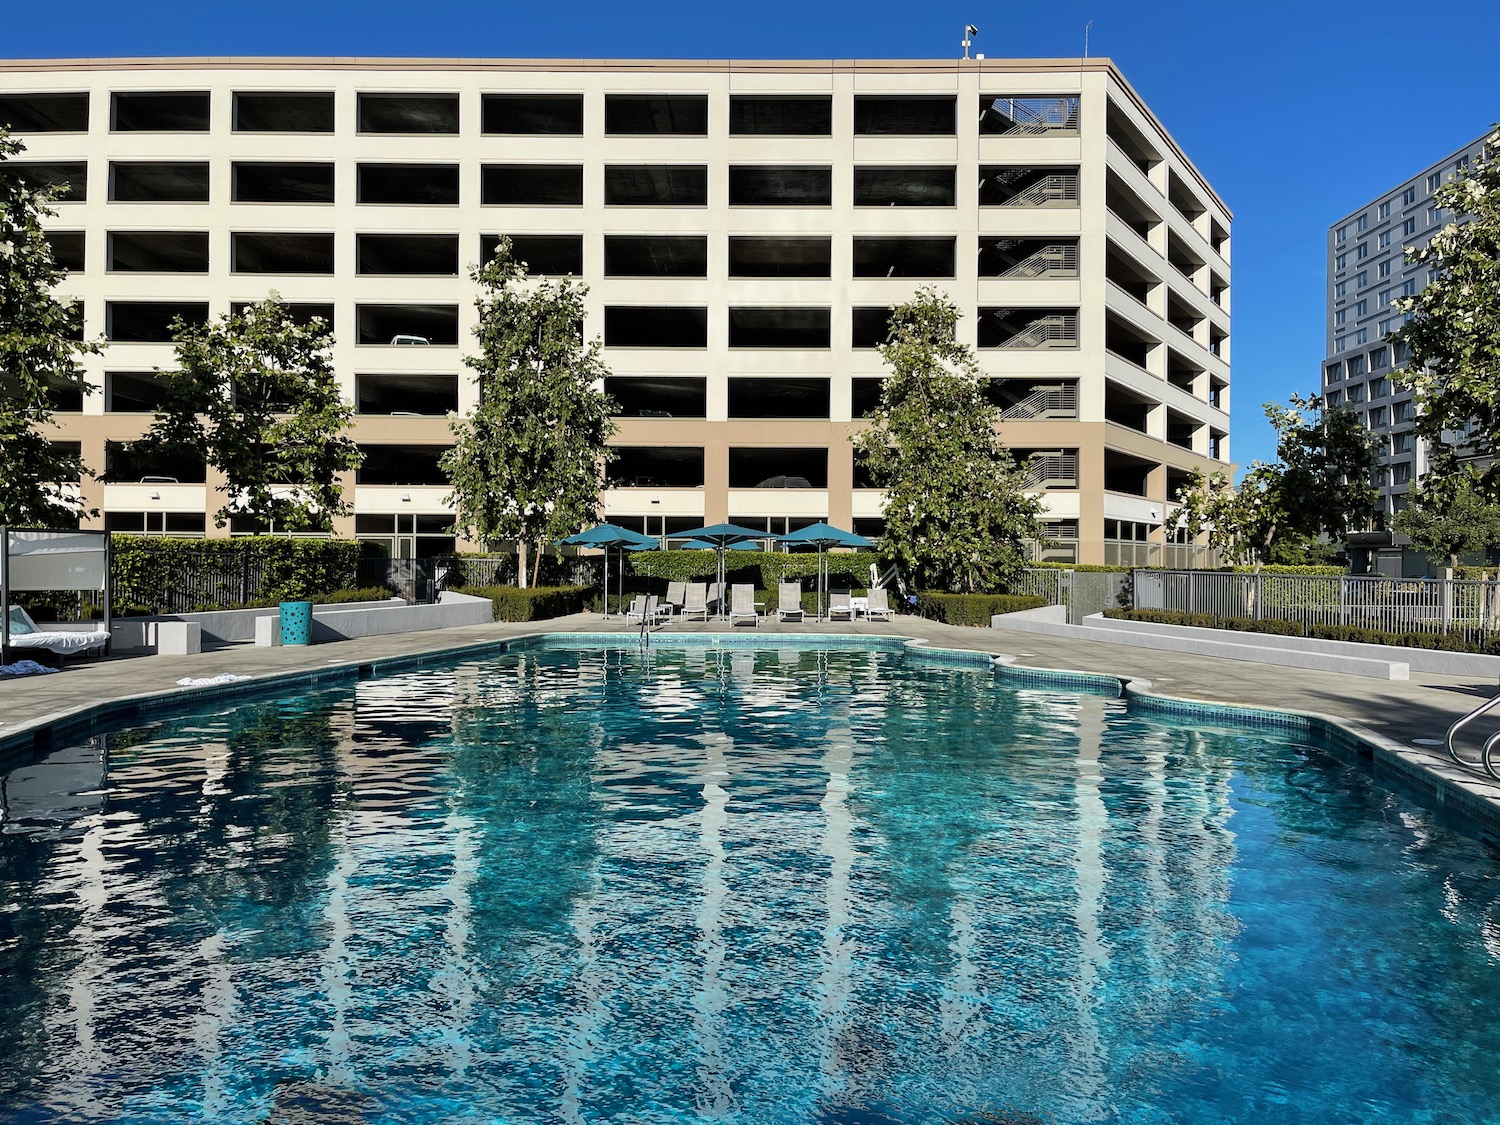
top-left (9, 0), bottom-right (1499, 468)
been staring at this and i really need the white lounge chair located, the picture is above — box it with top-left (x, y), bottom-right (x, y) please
top-left (623, 594), bottom-right (648, 623)
top-left (828, 590), bottom-right (855, 621)
top-left (680, 583), bottom-right (709, 622)
top-left (728, 584), bottom-right (760, 627)
top-left (865, 587), bottom-right (894, 621)
top-left (777, 581), bottom-right (805, 622)
top-left (661, 581), bottom-right (686, 617)
top-left (5, 606), bottom-right (109, 659)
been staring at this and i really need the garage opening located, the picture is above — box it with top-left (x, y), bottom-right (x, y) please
top-left (728, 166), bottom-right (832, 206)
top-left (357, 234), bottom-right (459, 276)
top-left (978, 165), bottom-right (1080, 207)
top-left (604, 165), bottom-right (707, 206)
top-left (4, 161), bottom-right (86, 201)
top-left (232, 162), bottom-right (334, 203)
top-left (482, 93), bottom-right (583, 134)
top-left (607, 446), bottom-right (705, 488)
top-left (1105, 380), bottom-right (1153, 433)
top-left (729, 96), bottom-right (831, 135)
top-left (728, 308), bottom-right (830, 349)
top-left (604, 307), bottom-right (707, 348)
top-left (729, 448), bottom-right (828, 488)
top-left (1104, 449), bottom-right (1154, 496)
top-left (728, 237), bottom-right (830, 277)
top-left (104, 439), bottom-right (207, 482)
top-left (605, 94), bottom-right (708, 135)
top-left (43, 375), bottom-right (84, 412)
top-left (356, 304), bottom-right (460, 346)
top-left (481, 234), bottom-right (583, 275)
top-left (0, 92), bottom-right (88, 132)
top-left (357, 445), bottom-right (453, 485)
top-left (1104, 312), bottom-right (1157, 367)
top-left (111, 91), bottom-right (209, 132)
top-left (979, 237), bottom-right (1080, 278)
top-left (110, 161), bottom-right (208, 202)
top-left (233, 92), bottom-right (334, 133)
top-left (105, 372), bottom-right (174, 412)
top-left (854, 96), bottom-right (955, 135)
top-left (46, 231), bottom-right (85, 271)
top-left (604, 377), bottom-right (707, 418)
top-left (851, 377), bottom-right (887, 417)
top-left (231, 232), bottom-right (335, 274)
top-left (357, 164), bottom-right (460, 205)
top-left (853, 236), bottom-right (954, 278)
top-left (979, 95), bottom-right (1080, 136)
top-left (357, 93), bottom-right (459, 134)
top-left (979, 307), bottom-right (1080, 350)
top-left (107, 231), bottom-right (209, 273)
top-left (604, 235), bottom-right (707, 277)
top-left (853, 166), bottom-right (955, 207)
top-left (481, 164), bottom-right (583, 205)
top-left (106, 302), bottom-right (209, 342)
top-left (728, 378), bottom-right (830, 419)
top-left (229, 302), bottom-right (334, 327)
top-left (356, 374), bottom-right (460, 416)
top-left (852, 307), bottom-right (894, 349)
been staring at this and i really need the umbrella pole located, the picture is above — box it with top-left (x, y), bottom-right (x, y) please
top-left (603, 545), bottom-right (610, 620)
top-left (619, 548), bottom-right (625, 619)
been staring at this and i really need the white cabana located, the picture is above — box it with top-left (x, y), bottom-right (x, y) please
top-left (1, 528), bottom-right (112, 663)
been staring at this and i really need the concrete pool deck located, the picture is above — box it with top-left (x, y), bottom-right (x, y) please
top-left (4, 611), bottom-right (1500, 824)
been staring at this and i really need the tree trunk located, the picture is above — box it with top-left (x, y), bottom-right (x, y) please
top-left (517, 540), bottom-right (529, 589)
top-left (531, 542), bottom-right (543, 589)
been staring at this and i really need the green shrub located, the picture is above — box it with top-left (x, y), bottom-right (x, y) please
top-left (1030, 561), bottom-right (1134, 573)
top-left (452, 584), bottom-right (592, 622)
top-left (626, 549), bottom-right (881, 591)
top-left (917, 592), bottom-right (1046, 627)
top-left (111, 535), bottom-right (366, 612)
top-left (1103, 608), bottom-right (1500, 654)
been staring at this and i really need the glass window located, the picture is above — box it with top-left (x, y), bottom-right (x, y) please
top-left (1327, 389), bottom-right (1342, 407)
top-left (1336, 225), bottom-right (1347, 243)
top-left (1378, 318), bottom-right (1394, 337)
top-left (1335, 337), bottom-right (1347, 353)
top-left (1427, 205), bottom-right (1441, 224)
top-left (1335, 280), bottom-right (1347, 298)
top-left (1402, 217), bottom-right (1416, 237)
top-left (1355, 270), bottom-right (1368, 288)
top-left (1355, 299), bottom-right (1367, 316)
top-left (1356, 214), bottom-right (1368, 231)
top-left (1335, 253), bottom-right (1347, 270)
top-left (1368, 406), bottom-right (1387, 428)
top-left (1393, 431), bottom-right (1414, 453)
top-left (1393, 462), bottom-right (1412, 485)
top-left (1335, 308), bottom-right (1347, 326)
top-left (1378, 260), bottom-right (1392, 278)
top-left (1377, 289), bottom-right (1391, 309)
top-left (1378, 201), bottom-right (1391, 219)
top-left (1402, 187), bottom-right (1416, 206)
top-left (1379, 230), bottom-right (1391, 248)
top-left (1354, 328), bottom-right (1368, 344)
top-left (1401, 279), bottom-right (1417, 297)
top-left (1356, 242), bottom-right (1369, 260)
top-left (1427, 172), bottom-right (1442, 192)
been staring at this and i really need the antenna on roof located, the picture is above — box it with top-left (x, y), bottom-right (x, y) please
top-left (1084, 20), bottom-right (1093, 58)
top-left (962, 24), bottom-right (979, 61)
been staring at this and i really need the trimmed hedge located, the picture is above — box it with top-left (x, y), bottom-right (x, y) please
top-left (112, 535), bottom-right (369, 613)
top-left (452, 584), bottom-right (593, 622)
top-left (627, 549), bottom-right (880, 591)
top-left (1103, 607), bottom-right (1500, 655)
top-left (917, 592), bottom-right (1047, 627)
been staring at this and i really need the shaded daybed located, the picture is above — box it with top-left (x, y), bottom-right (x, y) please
top-left (1, 529), bottom-right (112, 664)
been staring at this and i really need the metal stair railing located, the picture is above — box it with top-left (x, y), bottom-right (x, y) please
top-left (982, 96), bottom-right (1081, 136)
top-left (996, 173), bottom-right (1080, 207)
top-left (1446, 692), bottom-right (1500, 778)
top-left (995, 313), bottom-right (1079, 350)
top-left (998, 383), bottom-right (1079, 420)
top-left (1020, 453), bottom-right (1079, 490)
top-left (998, 243), bottom-right (1080, 278)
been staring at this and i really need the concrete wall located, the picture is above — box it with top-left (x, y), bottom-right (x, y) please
top-left (113, 598), bottom-right (408, 652)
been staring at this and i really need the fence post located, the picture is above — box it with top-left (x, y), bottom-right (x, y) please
top-left (1255, 573), bottom-right (1263, 621)
top-left (1187, 572), bottom-right (1195, 616)
top-left (1340, 576), bottom-right (1348, 626)
top-left (1442, 567), bottom-right (1454, 632)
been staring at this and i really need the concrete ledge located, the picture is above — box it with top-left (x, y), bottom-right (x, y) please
top-left (995, 612), bottom-right (1410, 680)
top-left (255, 591), bottom-right (494, 645)
top-left (1086, 613), bottom-right (1500, 677)
top-left (113, 599), bottom-right (403, 652)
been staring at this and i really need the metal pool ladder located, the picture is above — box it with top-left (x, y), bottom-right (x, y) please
top-left (1445, 691), bottom-right (1500, 779)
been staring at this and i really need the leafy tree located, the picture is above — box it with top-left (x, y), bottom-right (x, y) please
top-left (1394, 127), bottom-right (1500, 489)
top-left (442, 238), bottom-right (616, 587)
top-left (1392, 469), bottom-right (1500, 568)
top-left (0, 128), bottom-right (97, 524)
top-left (125, 297), bottom-right (360, 531)
top-left (853, 287), bottom-right (1043, 593)
top-left (1175, 394), bottom-right (1380, 570)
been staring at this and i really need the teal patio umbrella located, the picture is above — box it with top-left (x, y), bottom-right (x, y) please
top-left (673, 523), bottom-right (766, 618)
top-left (556, 523), bottom-right (659, 618)
top-left (776, 523), bottom-right (873, 621)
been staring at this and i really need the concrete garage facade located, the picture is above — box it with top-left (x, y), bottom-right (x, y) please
top-left (0, 56), bottom-right (1230, 564)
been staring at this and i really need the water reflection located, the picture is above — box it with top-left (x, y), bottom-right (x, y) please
top-left (0, 647), bottom-right (1498, 1123)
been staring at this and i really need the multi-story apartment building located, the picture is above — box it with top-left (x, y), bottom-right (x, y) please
top-left (0, 56), bottom-right (1230, 565)
top-left (1323, 131), bottom-right (1488, 576)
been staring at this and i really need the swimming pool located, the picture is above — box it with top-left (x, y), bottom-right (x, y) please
top-left (2, 638), bottom-right (1499, 1123)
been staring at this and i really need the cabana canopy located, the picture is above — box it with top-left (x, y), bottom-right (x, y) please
top-left (1, 528), bottom-right (113, 663)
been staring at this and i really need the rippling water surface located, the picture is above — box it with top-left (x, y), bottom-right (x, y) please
top-left (3, 642), bottom-right (1500, 1124)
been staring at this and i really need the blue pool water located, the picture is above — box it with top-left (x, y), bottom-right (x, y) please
top-left (2, 641), bottom-right (1500, 1124)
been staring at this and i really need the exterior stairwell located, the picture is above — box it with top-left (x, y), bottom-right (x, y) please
top-left (998, 243), bottom-right (1080, 278)
top-left (995, 173), bottom-right (1080, 207)
top-left (995, 313), bottom-right (1079, 349)
top-left (997, 383), bottom-right (1079, 420)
